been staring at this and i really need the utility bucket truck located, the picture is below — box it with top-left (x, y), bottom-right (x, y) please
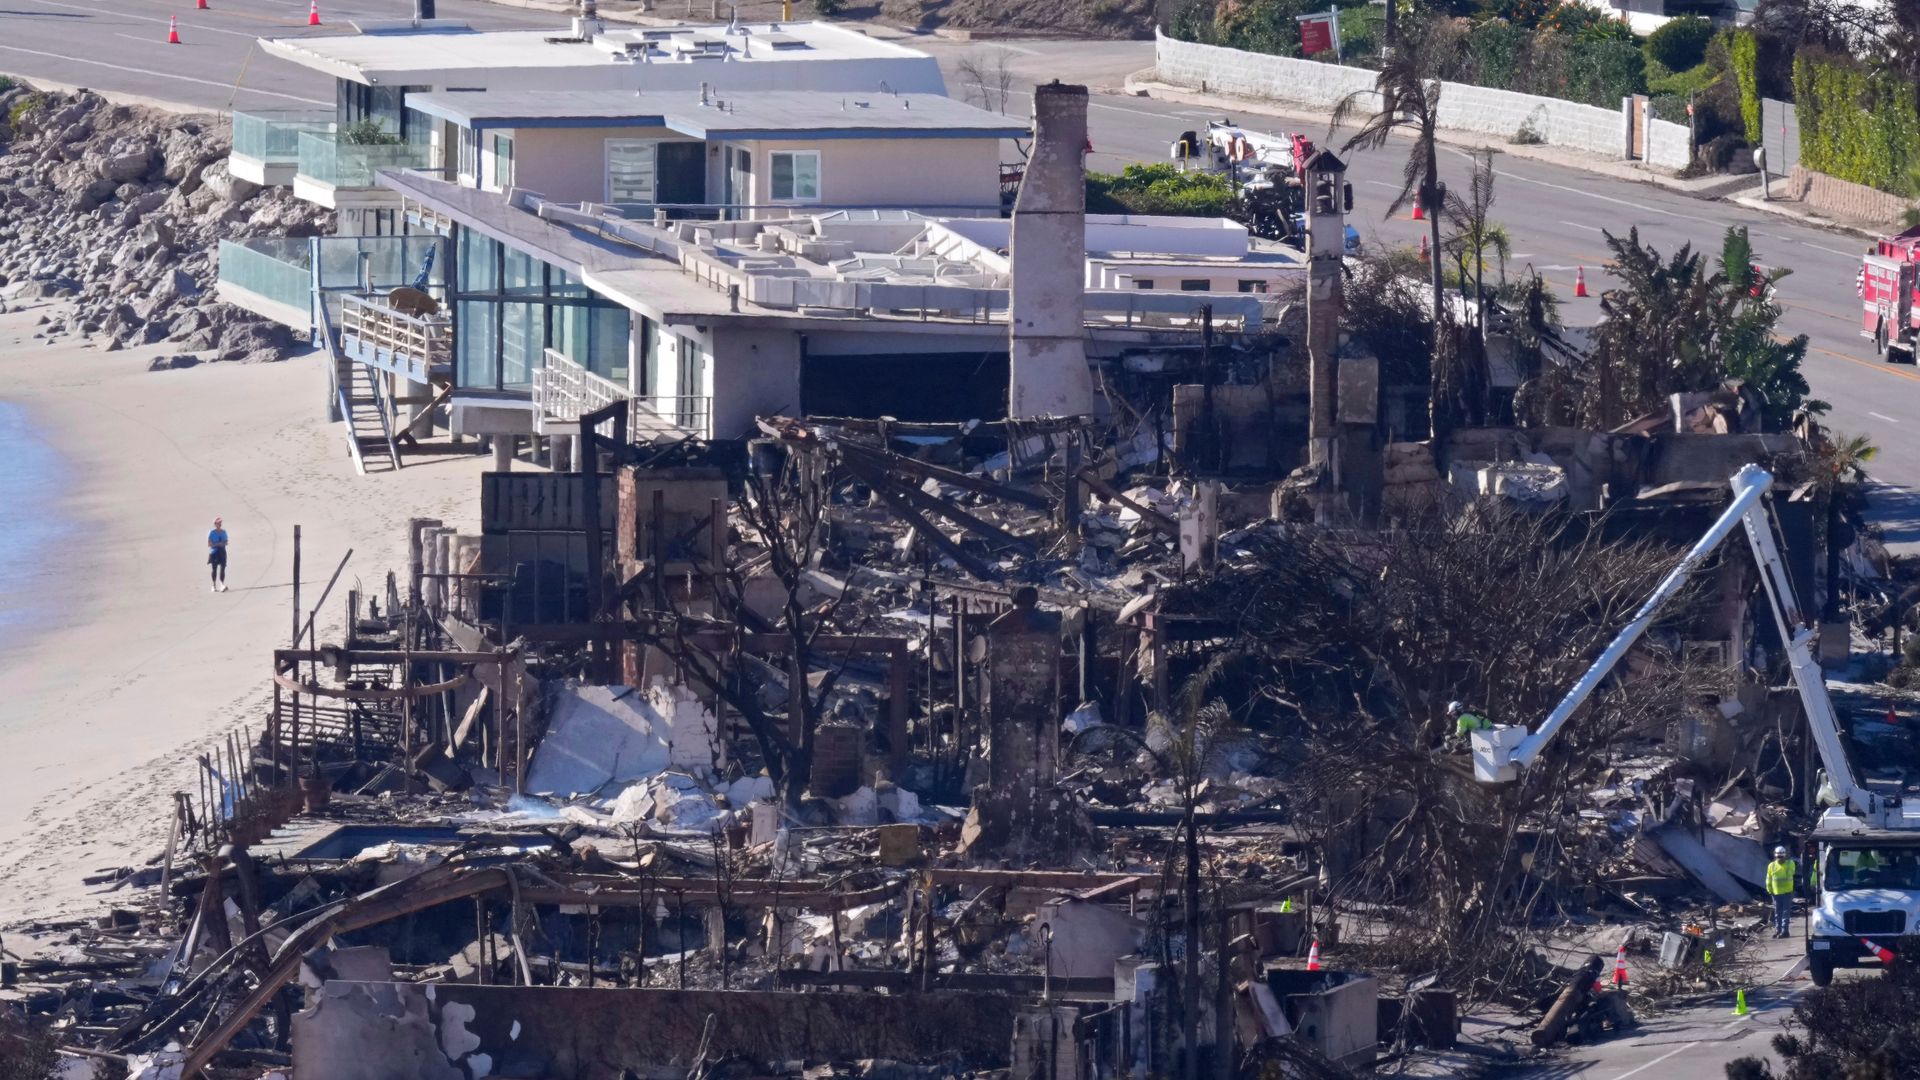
top-left (1471, 464), bottom-right (1920, 986)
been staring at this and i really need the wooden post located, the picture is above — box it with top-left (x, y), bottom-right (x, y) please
top-left (888, 643), bottom-right (910, 777)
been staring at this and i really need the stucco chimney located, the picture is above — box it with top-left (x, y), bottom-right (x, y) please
top-left (1007, 82), bottom-right (1093, 420)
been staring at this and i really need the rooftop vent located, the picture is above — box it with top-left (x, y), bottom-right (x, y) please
top-left (763, 33), bottom-right (807, 49)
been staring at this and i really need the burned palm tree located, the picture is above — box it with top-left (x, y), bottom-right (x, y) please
top-left (1333, 31), bottom-right (1446, 434)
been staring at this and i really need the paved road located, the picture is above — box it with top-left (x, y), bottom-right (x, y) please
top-left (0, 0), bottom-right (560, 111)
top-left (0, 17), bottom-right (1911, 536)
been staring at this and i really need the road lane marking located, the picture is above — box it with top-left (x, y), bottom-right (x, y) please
top-left (1559, 220), bottom-right (1606, 233)
top-left (1870, 412), bottom-right (1901, 424)
top-left (1804, 240), bottom-right (1865, 258)
top-left (0, 43), bottom-right (330, 104)
top-left (1809, 341), bottom-right (1920, 384)
top-left (16, 0), bottom-right (273, 37)
top-left (1610, 1041), bottom-right (1700, 1079)
top-left (1781, 301), bottom-right (1861, 325)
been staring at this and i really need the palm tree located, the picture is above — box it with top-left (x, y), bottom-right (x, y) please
top-left (1443, 150), bottom-right (1512, 300)
top-left (1334, 32), bottom-right (1445, 434)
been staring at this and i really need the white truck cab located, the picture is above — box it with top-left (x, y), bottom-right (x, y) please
top-left (1806, 813), bottom-right (1920, 986)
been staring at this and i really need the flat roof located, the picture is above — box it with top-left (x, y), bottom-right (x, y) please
top-left (405, 89), bottom-right (1030, 140)
top-left (260, 21), bottom-right (941, 86)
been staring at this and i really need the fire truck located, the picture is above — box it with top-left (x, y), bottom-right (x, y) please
top-left (1861, 224), bottom-right (1920, 362)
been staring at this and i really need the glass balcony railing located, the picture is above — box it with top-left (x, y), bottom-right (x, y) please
top-left (296, 130), bottom-right (432, 189)
top-left (231, 111), bottom-right (334, 163)
top-left (217, 237), bottom-right (313, 314)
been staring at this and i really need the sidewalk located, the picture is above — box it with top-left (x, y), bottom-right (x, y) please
top-left (1120, 73), bottom-right (1886, 241)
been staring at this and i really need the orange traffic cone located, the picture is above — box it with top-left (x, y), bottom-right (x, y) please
top-left (167, 14), bottom-right (181, 42)
top-left (1418, 233), bottom-right (1429, 262)
top-left (1574, 266), bottom-right (1589, 298)
top-left (1305, 940), bottom-right (1322, 972)
top-left (1613, 943), bottom-right (1628, 987)
top-left (1862, 936), bottom-right (1897, 963)
top-left (308, 0), bottom-right (321, 24)
top-left (1411, 199), bottom-right (1425, 221)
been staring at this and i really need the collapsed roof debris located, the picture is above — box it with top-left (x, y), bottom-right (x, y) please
top-left (4, 383), bottom-right (1890, 1080)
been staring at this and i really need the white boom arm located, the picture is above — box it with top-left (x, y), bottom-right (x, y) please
top-left (1472, 465), bottom-right (1897, 827)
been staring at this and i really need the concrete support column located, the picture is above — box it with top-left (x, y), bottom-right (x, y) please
top-left (492, 436), bottom-right (513, 473)
top-left (403, 377), bottom-right (434, 438)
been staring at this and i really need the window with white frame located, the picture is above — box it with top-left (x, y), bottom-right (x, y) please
top-left (606, 139), bottom-right (658, 204)
top-left (458, 127), bottom-right (479, 184)
top-left (769, 150), bottom-right (820, 202)
top-left (489, 133), bottom-right (514, 190)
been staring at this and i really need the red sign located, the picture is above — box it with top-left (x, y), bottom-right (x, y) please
top-left (1298, 15), bottom-right (1334, 57)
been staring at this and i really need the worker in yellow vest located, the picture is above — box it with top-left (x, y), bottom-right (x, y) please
top-left (1449, 701), bottom-right (1490, 739)
top-left (1767, 845), bottom-right (1798, 939)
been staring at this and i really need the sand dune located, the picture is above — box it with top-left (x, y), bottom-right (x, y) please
top-left (0, 301), bottom-right (487, 923)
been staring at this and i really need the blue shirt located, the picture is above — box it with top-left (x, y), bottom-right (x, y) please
top-left (208, 528), bottom-right (228, 551)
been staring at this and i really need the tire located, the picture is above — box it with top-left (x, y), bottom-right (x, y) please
top-left (1810, 955), bottom-right (1834, 987)
top-left (1877, 323), bottom-right (1890, 359)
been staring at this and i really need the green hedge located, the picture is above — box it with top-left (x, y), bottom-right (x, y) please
top-left (1793, 54), bottom-right (1920, 197)
top-left (1729, 30), bottom-right (1760, 144)
top-left (1087, 164), bottom-right (1237, 217)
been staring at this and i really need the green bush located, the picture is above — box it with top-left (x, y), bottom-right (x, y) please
top-left (338, 118), bottom-right (402, 145)
top-left (1564, 36), bottom-right (1647, 108)
top-left (1166, 0), bottom-right (1215, 42)
top-left (1087, 163), bottom-right (1237, 217)
top-left (1794, 52), bottom-right (1920, 197)
top-left (7, 92), bottom-right (45, 127)
top-left (1728, 29), bottom-right (1761, 143)
top-left (1644, 15), bottom-right (1713, 72)
top-left (1647, 60), bottom-right (1720, 98)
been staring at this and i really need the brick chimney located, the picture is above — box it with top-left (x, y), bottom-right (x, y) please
top-left (1008, 82), bottom-right (1094, 419)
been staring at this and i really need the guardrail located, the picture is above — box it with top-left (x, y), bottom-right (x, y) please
top-left (297, 131), bottom-right (433, 189)
top-left (534, 349), bottom-right (712, 441)
top-left (232, 110), bottom-right (334, 163)
top-left (340, 295), bottom-right (449, 384)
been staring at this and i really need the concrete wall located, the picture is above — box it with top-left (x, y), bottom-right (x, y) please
top-left (1154, 33), bottom-right (1675, 166)
top-left (506, 125), bottom-right (686, 204)
top-left (1787, 164), bottom-right (1914, 225)
top-left (743, 137), bottom-right (1003, 213)
top-left (1153, 33), bottom-right (1377, 112)
top-left (1437, 82), bottom-right (1623, 160)
top-left (293, 981), bottom-right (1018, 1080)
top-left (1646, 117), bottom-right (1691, 171)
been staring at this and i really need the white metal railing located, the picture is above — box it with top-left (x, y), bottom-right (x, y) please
top-left (535, 349), bottom-right (712, 441)
top-left (533, 347), bottom-right (626, 423)
top-left (340, 295), bottom-right (450, 383)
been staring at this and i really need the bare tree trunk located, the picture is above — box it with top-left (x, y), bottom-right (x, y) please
top-left (1182, 801), bottom-right (1201, 1080)
top-left (1425, 144), bottom-right (1445, 440)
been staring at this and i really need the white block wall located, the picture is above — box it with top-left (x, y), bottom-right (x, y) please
top-left (1155, 32), bottom-right (1672, 166)
top-left (1646, 118), bottom-right (1691, 171)
top-left (1436, 82), bottom-right (1624, 159)
top-left (1155, 32), bottom-right (1378, 114)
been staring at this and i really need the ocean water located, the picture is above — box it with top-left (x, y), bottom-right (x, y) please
top-left (0, 400), bottom-right (67, 640)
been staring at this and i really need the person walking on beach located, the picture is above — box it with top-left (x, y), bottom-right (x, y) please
top-left (207, 517), bottom-right (229, 593)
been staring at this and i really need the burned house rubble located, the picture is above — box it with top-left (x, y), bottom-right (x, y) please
top-left (8, 84), bottom-right (1912, 1080)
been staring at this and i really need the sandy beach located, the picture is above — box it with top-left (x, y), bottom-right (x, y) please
top-left (0, 300), bottom-right (487, 924)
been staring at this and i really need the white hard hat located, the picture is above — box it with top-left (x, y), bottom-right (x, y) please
top-left (1447, 701), bottom-right (1464, 713)
top-left (1775, 846), bottom-right (1789, 856)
